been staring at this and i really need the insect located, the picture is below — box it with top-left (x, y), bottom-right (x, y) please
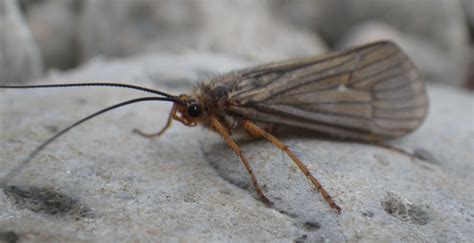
top-left (0, 41), bottom-right (428, 214)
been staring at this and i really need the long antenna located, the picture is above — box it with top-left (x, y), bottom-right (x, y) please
top-left (0, 96), bottom-right (176, 187)
top-left (0, 82), bottom-right (176, 98)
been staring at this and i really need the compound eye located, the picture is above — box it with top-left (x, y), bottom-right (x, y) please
top-left (187, 103), bottom-right (201, 117)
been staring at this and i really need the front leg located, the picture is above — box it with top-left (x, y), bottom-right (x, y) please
top-left (210, 116), bottom-right (272, 206)
top-left (133, 104), bottom-right (177, 138)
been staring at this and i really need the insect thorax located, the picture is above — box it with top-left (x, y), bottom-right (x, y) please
top-left (192, 81), bottom-right (241, 131)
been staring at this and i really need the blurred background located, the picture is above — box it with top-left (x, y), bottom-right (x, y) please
top-left (1, 0), bottom-right (473, 89)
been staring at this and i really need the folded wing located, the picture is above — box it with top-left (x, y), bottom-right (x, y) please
top-left (226, 41), bottom-right (428, 140)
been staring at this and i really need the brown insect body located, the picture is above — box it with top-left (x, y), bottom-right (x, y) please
top-left (155, 41), bottom-right (428, 214)
top-left (1, 41), bottom-right (428, 214)
top-left (174, 40), bottom-right (428, 141)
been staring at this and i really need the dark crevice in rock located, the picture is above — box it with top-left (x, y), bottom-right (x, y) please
top-left (303, 221), bottom-right (321, 231)
top-left (0, 231), bottom-right (19, 243)
top-left (3, 185), bottom-right (94, 219)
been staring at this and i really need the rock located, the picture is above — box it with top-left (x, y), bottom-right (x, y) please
top-left (193, 0), bottom-right (327, 62)
top-left (0, 0), bottom-right (42, 84)
top-left (275, 0), bottom-right (469, 49)
top-left (466, 47), bottom-right (474, 90)
top-left (0, 51), bottom-right (472, 241)
top-left (337, 22), bottom-right (468, 84)
top-left (21, 0), bottom-right (79, 70)
top-left (78, 0), bottom-right (327, 62)
top-left (274, 0), bottom-right (471, 86)
top-left (78, 0), bottom-right (202, 61)
top-left (462, 0), bottom-right (474, 34)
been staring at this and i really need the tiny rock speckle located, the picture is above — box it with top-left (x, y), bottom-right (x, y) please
top-left (373, 153), bottom-right (390, 166)
top-left (382, 192), bottom-right (430, 225)
top-left (362, 211), bottom-right (375, 218)
top-left (294, 234), bottom-right (307, 243)
top-left (303, 221), bottom-right (321, 231)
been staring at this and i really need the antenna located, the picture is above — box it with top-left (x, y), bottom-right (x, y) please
top-left (0, 82), bottom-right (176, 98)
top-left (0, 96), bottom-right (177, 187)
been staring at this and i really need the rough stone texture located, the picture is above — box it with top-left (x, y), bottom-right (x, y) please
top-left (21, 0), bottom-right (79, 70)
top-left (1, 52), bottom-right (473, 241)
top-left (274, 0), bottom-right (470, 86)
top-left (78, 0), bottom-right (327, 63)
top-left (0, 0), bottom-right (42, 84)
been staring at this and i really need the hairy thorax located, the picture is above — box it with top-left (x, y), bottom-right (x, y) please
top-left (191, 81), bottom-right (242, 133)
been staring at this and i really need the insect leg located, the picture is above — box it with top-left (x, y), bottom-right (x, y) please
top-left (210, 117), bottom-right (272, 206)
top-left (133, 104), bottom-right (177, 138)
top-left (242, 120), bottom-right (341, 214)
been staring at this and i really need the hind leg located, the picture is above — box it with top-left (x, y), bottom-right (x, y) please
top-left (242, 120), bottom-right (341, 214)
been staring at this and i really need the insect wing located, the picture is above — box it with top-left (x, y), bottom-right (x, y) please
top-left (226, 41), bottom-right (428, 140)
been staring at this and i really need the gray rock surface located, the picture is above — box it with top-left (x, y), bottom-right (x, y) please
top-left (0, 52), bottom-right (473, 241)
top-left (0, 0), bottom-right (42, 84)
top-left (8, 1), bottom-right (471, 88)
top-left (79, 0), bottom-right (327, 63)
top-left (337, 22), bottom-right (468, 85)
top-left (78, 0), bottom-right (200, 60)
top-left (274, 0), bottom-right (471, 86)
top-left (275, 0), bottom-right (469, 50)
top-left (22, 0), bottom-right (78, 70)
top-left (462, 0), bottom-right (474, 32)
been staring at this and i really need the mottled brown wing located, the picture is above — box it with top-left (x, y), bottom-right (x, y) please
top-left (224, 41), bottom-right (428, 140)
